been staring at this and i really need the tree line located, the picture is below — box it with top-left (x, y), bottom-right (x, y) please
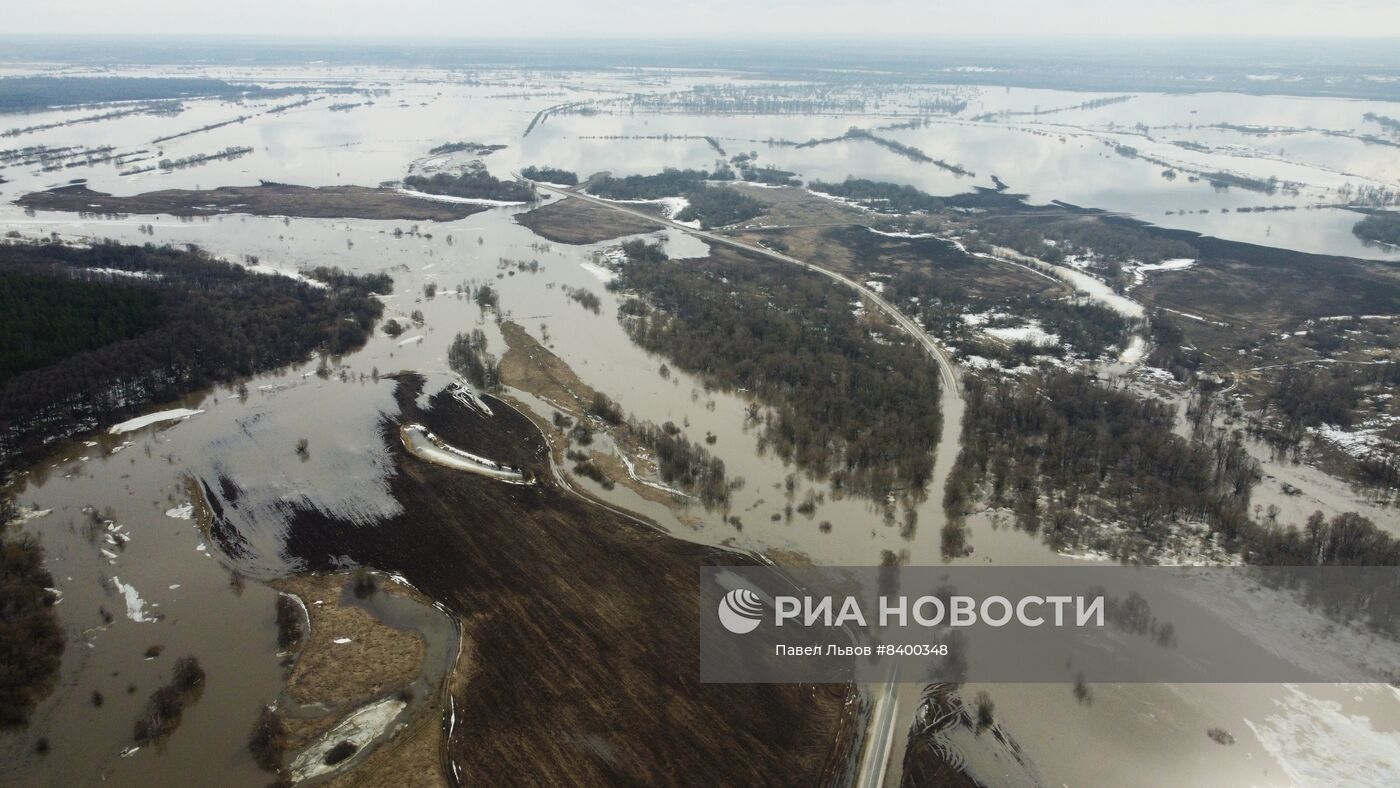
top-left (609, 244), bottom-right (942, 501)
top-left (0, 241), bottom-right (388, 474)
top-left (520, 166), bottom-right (579, 186)
top-left (1352, 212), bottom-right (1400, 247)
top-left (587, 167), bottom-right (729, 200)
top-left (944, 372), bottom-right (1259, 561)
top-left (675, 186), bottom-right (765, 229)
top-left (448, 329), bottom-right (501, 391)
top-left (945, 370), bottom-right (1399, 569)
top-left (403, 164), bottom-right (535, 203)
top-left (0, 496), bottom-right (64, 730)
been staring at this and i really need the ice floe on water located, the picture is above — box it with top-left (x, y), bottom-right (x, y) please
top-left (1245, 684), bottom-right (1400, 788)
top-left (12, 506), bottom-right (52, 523)
top-left (164, 503), bottom-right (194, 520)
top-left (579, 261), bottom-right (617, 282)
top-left (108, 408), bottom-right (204, 435)
top-left (110, 577), bottom-right (154, 622)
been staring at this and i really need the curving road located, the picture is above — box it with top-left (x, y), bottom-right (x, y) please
top-left (522, 180), bottom-right (964, 788)
top-left (526, 182), bottom-right (961, 395)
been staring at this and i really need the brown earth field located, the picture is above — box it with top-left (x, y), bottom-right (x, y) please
top-left (210, 375), bottom-right (866, 786)
top-left (16, 183), bottom-right (487, 221)
top-left (514, 195), bottom-right (664, 244)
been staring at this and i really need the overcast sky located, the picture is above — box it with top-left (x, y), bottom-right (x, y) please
top-left (5, 0), bottom-right (1400, 37)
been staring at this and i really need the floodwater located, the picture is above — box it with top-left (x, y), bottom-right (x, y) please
top-left (1, 63), bottom-right (1397, 786)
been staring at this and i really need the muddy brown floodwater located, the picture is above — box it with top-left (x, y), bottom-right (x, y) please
top-left (2, 63), bottom-right (1397, 788)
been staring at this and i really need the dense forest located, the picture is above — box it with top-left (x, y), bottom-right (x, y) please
top-left (1143, 311), bottom-right (1205, 381)
top-left (0, 76), bottom-right (255, 111)
top-left (0, 271), bottom-right (163, 385)
top-left (0, 496), bottom-right (64, 729)
top-left (1352, 211), bottom-right (1400, 247)
top-left (944, 372), bottom-right (1259, 561)
top-left (610, 243), bottom-right (941, 500)
top-left (520, 166), bottom-right (579, 185)
top-left (587, 167), bottom-right (728, 200)
top-left (402, 163), bottom-right (535, 202)
top-left (0, 241), bottom-right (389, 474)
top-left (675, 186), bottom-right (765, 229)
top-left (946, 370), bottom-right (1400, 567)
top-left (585, 169), bottom-right (762, 228)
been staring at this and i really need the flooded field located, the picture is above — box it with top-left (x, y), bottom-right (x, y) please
top-left (1, 57), bottom-right (1397, 786)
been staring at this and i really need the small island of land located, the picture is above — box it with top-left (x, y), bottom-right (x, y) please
top-left (16, 183), bottom-right (488, 222)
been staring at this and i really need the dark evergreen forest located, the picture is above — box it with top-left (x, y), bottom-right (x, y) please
top-left (0, 242), bottom-right (389, 473)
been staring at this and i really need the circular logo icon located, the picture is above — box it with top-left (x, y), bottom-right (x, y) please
top-left (718, 587), bottom-right (764, 634)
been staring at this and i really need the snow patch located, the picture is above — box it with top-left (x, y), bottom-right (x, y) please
top-left (246, 265), bottom-right (328, 289)
top-left (1136, 258), bottom-right (1196, 273)
top-left (108, 408), bottom-right (204, 435)
top-left (83, 267), bottom-right (162, 280)
top-left (984, 324), bottom-right (1060, 347)
top-left (867, 227), bottom-right (937, 239)
top-left (289, 697), bottom-right (408, 781)
top-left (397, 188), bottom-right (527, 207)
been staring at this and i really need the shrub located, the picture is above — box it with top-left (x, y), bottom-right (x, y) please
top-left (323, 740), bottom-right (358, 765)
top-left (248, 707), bottom-right (288, 771)
top-left (274, 595), bottom-right (304, 650)
top-left (352, 568), bottom-right (377, 599)
top-left (172, 656), bottom-right (204, 692)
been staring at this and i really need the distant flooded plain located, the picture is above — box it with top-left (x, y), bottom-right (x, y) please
top-left (2, 63), bottom-right (1397, 786)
